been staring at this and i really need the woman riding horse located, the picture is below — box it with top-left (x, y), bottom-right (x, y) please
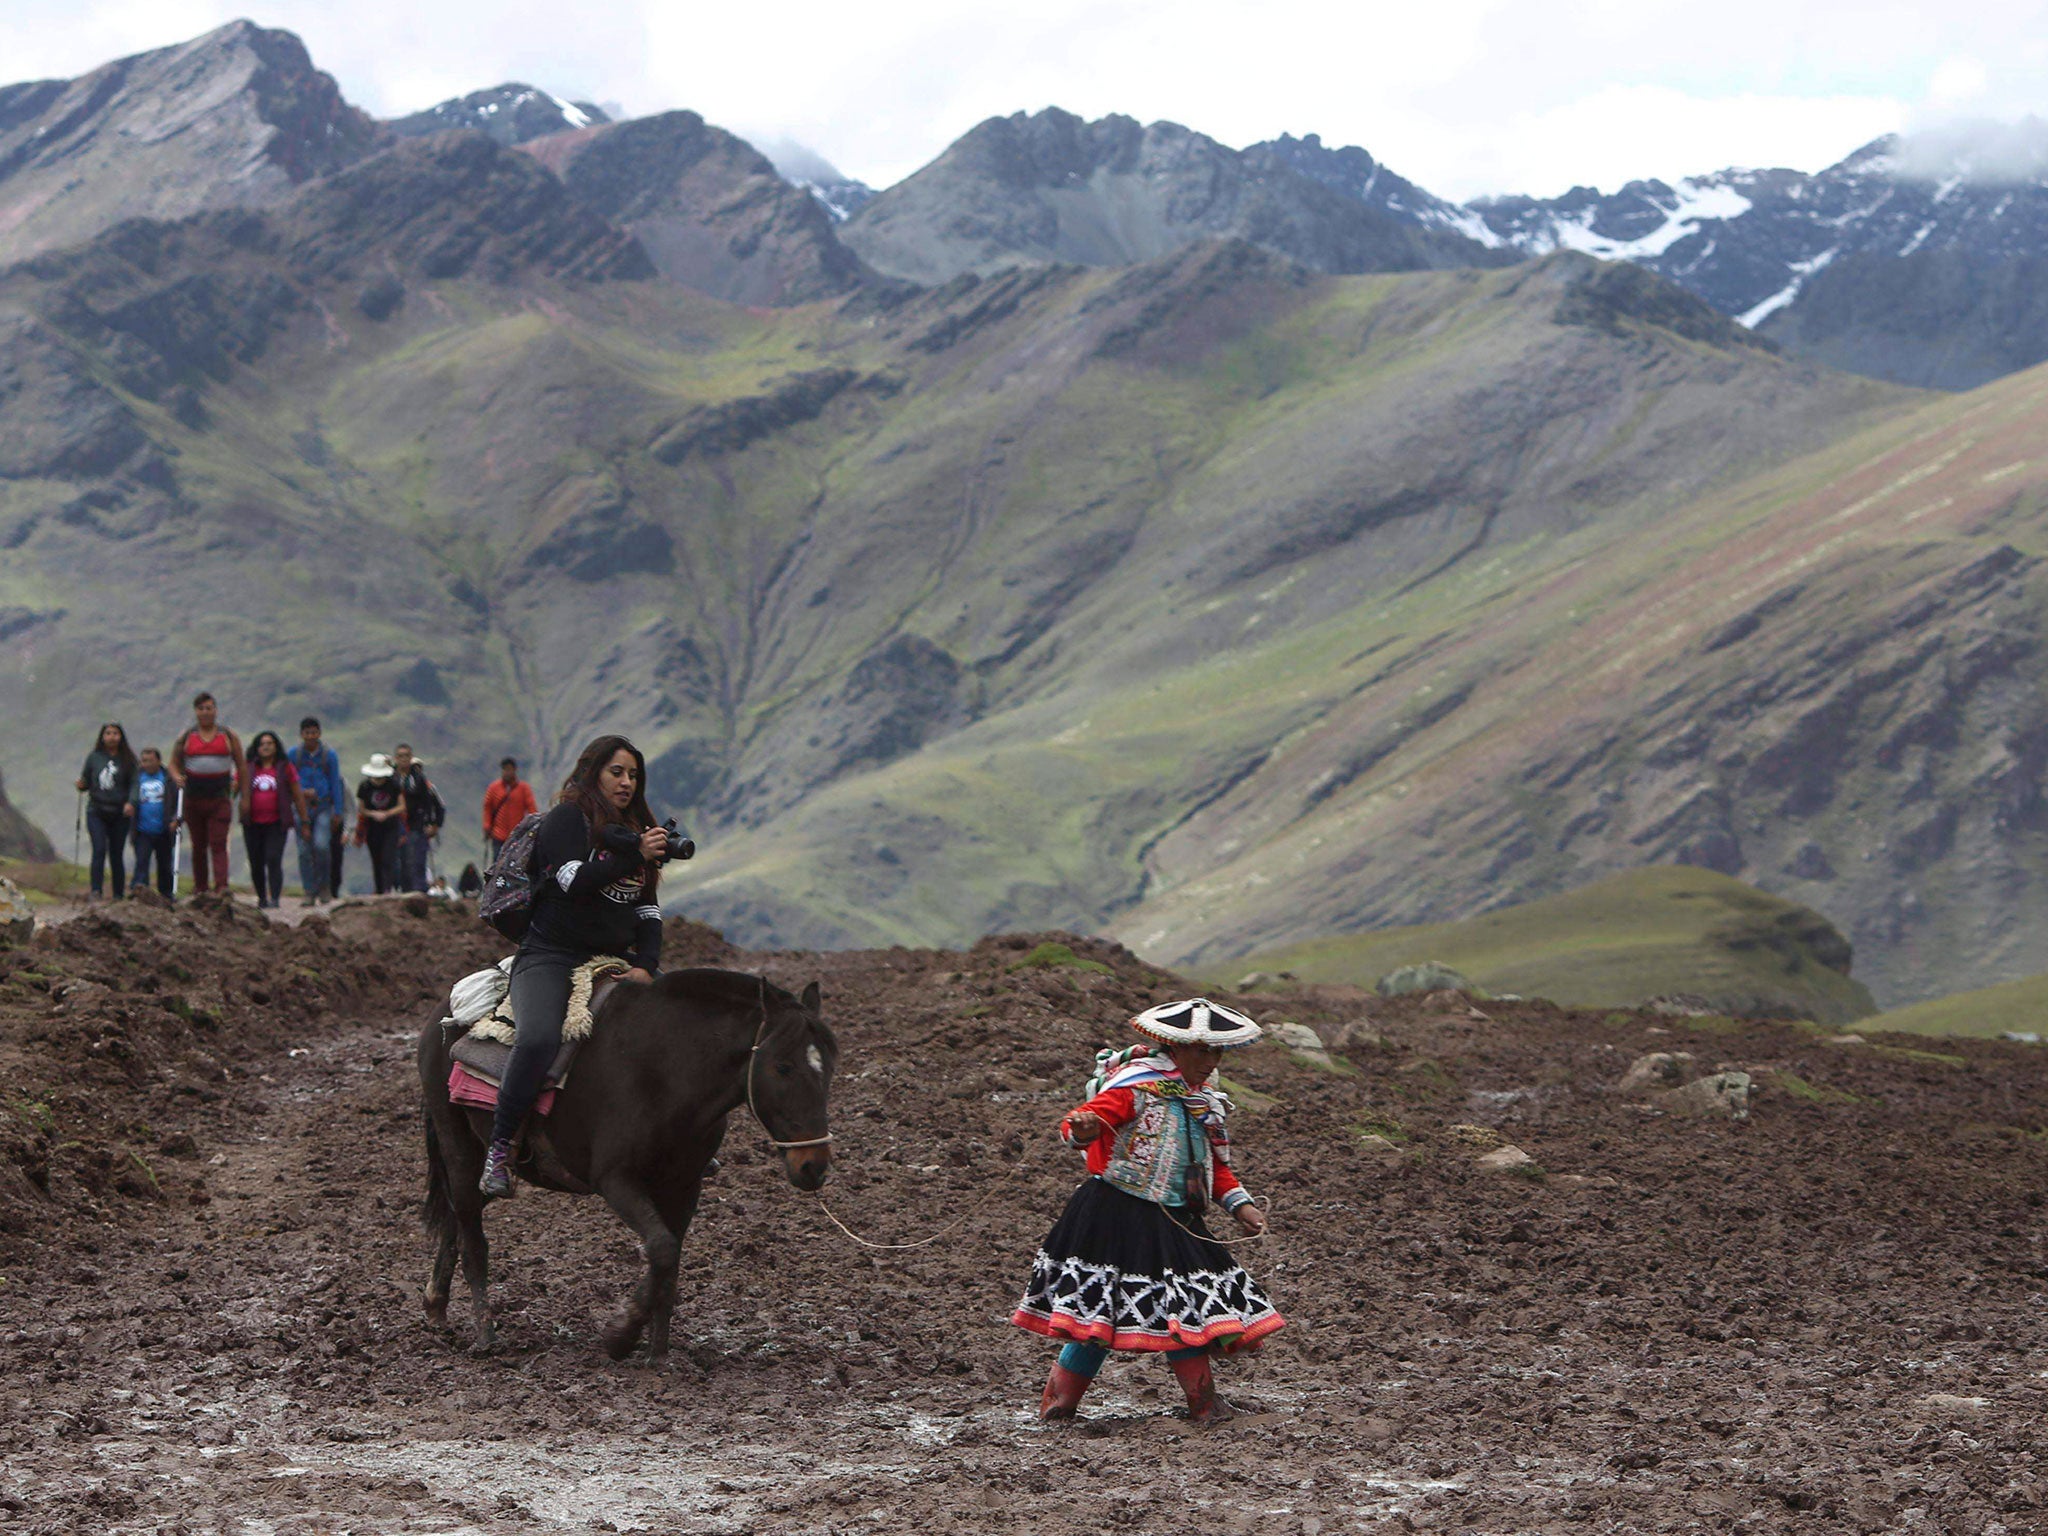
top-left (480, 734), bottom-right (671, 1200)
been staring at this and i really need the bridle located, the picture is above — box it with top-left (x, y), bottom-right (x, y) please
top-left (746, 974), bottom-right (834, 1152)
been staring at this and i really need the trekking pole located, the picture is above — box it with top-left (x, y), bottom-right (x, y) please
top-left (171, 787), bottom-right (185, 901)
top-left (73, 790), bottom-right (83, 868)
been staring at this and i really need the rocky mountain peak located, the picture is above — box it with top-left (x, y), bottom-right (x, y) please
top-left (841, 106), bottom-right (1502, 284)
top-left (388, 83), bottom-right (611, 147)
top-left (0, 20), bottom-right (383, 264)
top-left (756, 138), bottom-right (875, 221)
top-left (524, 111), bottom-right (872, 305)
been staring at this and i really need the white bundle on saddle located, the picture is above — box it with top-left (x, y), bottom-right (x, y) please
top-left (448, 958), bottom-right (513, 1029)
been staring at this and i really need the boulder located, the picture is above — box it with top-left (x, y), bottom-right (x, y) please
top-left (0, 877), bottom-right (33, 945)
top-left (1476, 1144), bottom-right (1535, 1171)
top-left (1665, 1071), bottom-right (1752, 1120)
top-left (1355, 1133), bottom-right (1404, 1158)
top-left (1325, 1018), bottom-right (1391, 1051)
top-left (1233, 971), bottom-right (1273, 990)
top-left (1618, 1050), bottom-right (1696, 1093)
top-left (1272, 1021), bottom-right (1330, 1058)
top-left (1446, 1123), bottom-right (1503, 1148)
top-left (1376, 961), bottom-right (1475, 998)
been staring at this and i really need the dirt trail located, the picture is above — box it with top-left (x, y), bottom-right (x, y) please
top-left (3, 909), bottom-right (2047, 1533)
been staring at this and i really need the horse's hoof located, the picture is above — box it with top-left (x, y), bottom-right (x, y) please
top-left (600, 1320), bottom-right (642, 1361)
top-left (423, 1300), bottom-right (448, 1328)
top-left (470, 1326), bottom-right (497, 1355)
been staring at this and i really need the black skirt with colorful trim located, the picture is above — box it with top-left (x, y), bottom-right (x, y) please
top-left (1012, 1176), bottom-right (1285, 1354)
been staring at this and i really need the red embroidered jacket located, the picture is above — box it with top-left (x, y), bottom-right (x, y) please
top-left (1060, 1085), bottom-right (1251, 1210)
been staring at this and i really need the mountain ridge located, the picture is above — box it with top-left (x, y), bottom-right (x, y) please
top-left (0, 20), bottom-right (384, 265)
top-left (839, 107), bottom-right (1505, 284)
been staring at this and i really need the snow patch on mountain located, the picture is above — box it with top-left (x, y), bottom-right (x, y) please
top-left (1536, 180), bottom-right (1753, 261)
top-left (1739, 247), bottom-right (1838, 329)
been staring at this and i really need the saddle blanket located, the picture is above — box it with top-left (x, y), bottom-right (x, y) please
top-left (442, 957), bottom-right (628, 1118)
top-left (448, 1062), bottom-right (558, 1117)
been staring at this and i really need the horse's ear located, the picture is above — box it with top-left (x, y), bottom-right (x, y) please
top-left (801, 980), bottom-right (822, 1015)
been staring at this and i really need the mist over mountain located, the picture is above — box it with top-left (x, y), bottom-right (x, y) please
top-left (4, 22), bottom-right (2046, 1010)
top-left (757, 139), bottom-right (876, 222)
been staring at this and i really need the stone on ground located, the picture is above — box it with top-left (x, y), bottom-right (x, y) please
top-left (1618, 1050), bottom-right (1696, 1093)
top-left (1664, 1071), bottom-right (1752, 1120)
top-left (0, 878), bottom-right (32, 945)
top-left (1376, 961), bottom-right (1475, 998)
top-left (1476, 1144), bottom-right (1535, 1170)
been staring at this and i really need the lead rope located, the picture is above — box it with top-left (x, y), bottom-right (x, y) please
top-left (746, 974), bottom-right (973, 1251)
top-left (1163, 1194), bottom-right (1276, 1249)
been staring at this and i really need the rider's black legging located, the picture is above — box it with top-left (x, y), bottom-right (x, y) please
top-left (489, 939), bottom-right (587, 1145)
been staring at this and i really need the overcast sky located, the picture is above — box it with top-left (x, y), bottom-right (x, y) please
top-left (7, 1), bottom-right (2047, 199)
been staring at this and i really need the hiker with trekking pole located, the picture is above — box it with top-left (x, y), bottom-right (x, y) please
top-left (75, 723), bottom-right (137, 902)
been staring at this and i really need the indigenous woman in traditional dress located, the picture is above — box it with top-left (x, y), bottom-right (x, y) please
top-left (1013, 998), bottom-right (1284, 1424)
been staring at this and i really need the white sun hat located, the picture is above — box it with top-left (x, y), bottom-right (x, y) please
top-left (1131, 997), bottom-right (1262, 1050)
top-left (362, 752), bottom-right (396, 779)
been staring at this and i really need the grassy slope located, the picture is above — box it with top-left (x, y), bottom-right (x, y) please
top-left (1107, 358), bottom-right (2048, 1006)
top-left (664, 259), bottom-right (1910, 950)
top-left (1865, 974), bottom-right (2048, 1039)
top-left (1205, 865), bottom-right (1877, 1024)
top-left (5, 235), bottom-right (1976, 999)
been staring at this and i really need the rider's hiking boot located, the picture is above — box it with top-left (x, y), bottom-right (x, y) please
top-left (1039, 1361), bottom-right (1093, 1421)
top-left (478, 1137), bottom-right (516, 1202)
top-left (1168, 1352), bottom-right (1229, 1424)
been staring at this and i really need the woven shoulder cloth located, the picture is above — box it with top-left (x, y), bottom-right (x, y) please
top-left (1084, 1045), bottom-right (1234, 1126)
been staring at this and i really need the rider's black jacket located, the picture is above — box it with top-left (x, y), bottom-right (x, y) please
top-left (525, 803), bottom-right (663, 971)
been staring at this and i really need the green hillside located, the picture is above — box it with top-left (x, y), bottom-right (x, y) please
top-left (1865, 974), bottom-right (2048, 1039)
top-left (1207, 866), bottom-right (1878, 1025)
top-left (5, 126), bottom-right (2046, 1009)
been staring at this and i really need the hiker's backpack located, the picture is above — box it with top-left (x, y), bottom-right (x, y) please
top-left (478, 812), bottom-right (545, 941)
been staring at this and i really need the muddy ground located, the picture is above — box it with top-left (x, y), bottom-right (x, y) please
top-left (2, 899), bottom-right (2046, 1534)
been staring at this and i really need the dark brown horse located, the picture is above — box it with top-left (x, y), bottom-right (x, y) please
top-left (417, 967), bottom-right (836, 1362)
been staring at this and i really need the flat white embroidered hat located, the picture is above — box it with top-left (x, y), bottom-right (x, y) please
top-left (1131, 997), bottom-right (1262, 1049)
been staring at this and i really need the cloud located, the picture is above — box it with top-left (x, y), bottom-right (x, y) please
top-left (1889, 115), bottom-right (2048, 184)
top-left (3, 0), bottom-right (2047, 200)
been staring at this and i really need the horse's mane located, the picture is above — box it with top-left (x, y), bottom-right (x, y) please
top-left (652, 966), bottom-right (792, 1011)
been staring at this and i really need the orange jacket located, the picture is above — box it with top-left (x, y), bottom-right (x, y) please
top-left (483, 778), bottom-right (538, 841)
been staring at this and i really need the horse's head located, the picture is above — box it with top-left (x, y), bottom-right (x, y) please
top-left (753, 980), bottom-right (836, 1190)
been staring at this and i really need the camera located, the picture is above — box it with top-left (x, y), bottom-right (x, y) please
top-left (598, 818), bottom-right (695, 862)
top-left (661, 818), bottom-right (695, 861)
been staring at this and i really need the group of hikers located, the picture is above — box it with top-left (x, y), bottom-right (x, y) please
top-left (437, 727), bottom-right (1278, 1424)
top-left (71, 693), bottom-right (540, 909)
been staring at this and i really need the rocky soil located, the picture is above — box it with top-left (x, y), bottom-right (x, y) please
top-left (2, 906), bottom-right (2045, 1532)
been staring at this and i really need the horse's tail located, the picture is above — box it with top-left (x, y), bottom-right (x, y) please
top-left (420, 1106), bottom-right (455, 1239)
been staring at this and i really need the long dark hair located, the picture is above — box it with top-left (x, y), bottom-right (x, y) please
top-left (91, 722), bottom-right (137, 778)
top-left (558, 735), bottom-right (654, 836)
top-left (248, 730), bottom-right (285, 767)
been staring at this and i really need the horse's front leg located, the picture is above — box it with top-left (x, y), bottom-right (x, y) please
top-left (645, 1179), bottom-right (705, 1364)
top-left (595, 1173), bottom-right (679, 1364)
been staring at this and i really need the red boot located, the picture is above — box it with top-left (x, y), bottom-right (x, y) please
top-left (1169, 1351), bottom-right (1229, 1424)
top-left (1039, 1361), bottom-right (1093, 1420)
